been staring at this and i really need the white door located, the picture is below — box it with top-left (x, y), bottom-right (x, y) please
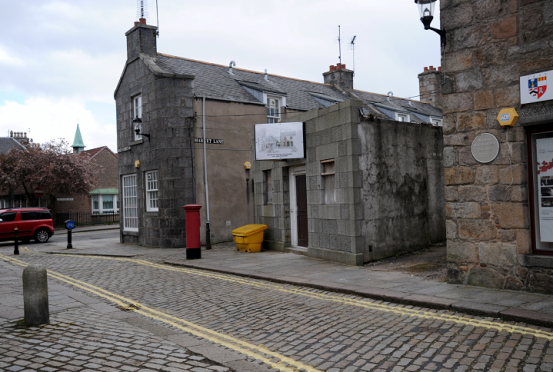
top-left (289, 165), bottom-right (306, 247)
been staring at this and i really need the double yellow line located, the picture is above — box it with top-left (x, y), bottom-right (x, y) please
top-left (0, 254), bottom-right (322, 372)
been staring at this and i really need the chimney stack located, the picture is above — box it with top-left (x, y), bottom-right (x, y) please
top-left (418, 66), bottom-right (443, 109)
top-left (323, 63), bottom-right (354, 90)
top-left (126, 19), bottom-right (158, 61)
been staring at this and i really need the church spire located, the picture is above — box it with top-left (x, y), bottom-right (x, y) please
top-left (72, 124), bottom-right (85, 154)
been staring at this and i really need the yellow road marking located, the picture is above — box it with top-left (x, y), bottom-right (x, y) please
top-left (0, 254), bottom-right (321, 372)
top-left (4, 253), bottom-right (553, 341)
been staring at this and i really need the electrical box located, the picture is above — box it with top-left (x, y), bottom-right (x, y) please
top-left (497, 108), bottom-right (519, 127)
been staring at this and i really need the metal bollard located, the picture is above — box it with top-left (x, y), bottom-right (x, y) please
top-left (23, 265), bottom-right (49, 326)
top-left (67, 230), bottom-right (72, 249)
top-left (14, 227), bottom-right (19, 255)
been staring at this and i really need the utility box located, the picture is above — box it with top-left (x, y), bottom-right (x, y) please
top-left (232, 224), bottom-right (268, 252)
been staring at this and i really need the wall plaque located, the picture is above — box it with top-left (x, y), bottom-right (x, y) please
top-left (471, 133), bottom-right (500, 163)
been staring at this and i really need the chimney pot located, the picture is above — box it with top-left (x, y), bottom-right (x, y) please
top-left (139, 18), bottom-right (146, 24)
top-left (134, 21), bottom-right (139, 26)
top-left (424, 67), bottom-right (428, 72)
top-left (438, 66), bottom-right (442, 71)
top-left (329, 65), bottom-right (335, 71)
top-left (429, 66), bottom-right (434, 70)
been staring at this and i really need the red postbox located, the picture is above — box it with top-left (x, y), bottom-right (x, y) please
top-left (183, 204), bottom-right (202, 260)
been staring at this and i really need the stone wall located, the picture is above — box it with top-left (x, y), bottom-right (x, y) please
top-left (359, 118), bottom-right (446, 262)
top-left (254, 100), bottom-right (446, 265)
top-left (115, 49), bottom-right (195, 247)
top-left (441, 0), bottom-right (553, 293)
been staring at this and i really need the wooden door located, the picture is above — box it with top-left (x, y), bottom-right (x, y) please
top-left (296, 175), bottom-right (309, 247)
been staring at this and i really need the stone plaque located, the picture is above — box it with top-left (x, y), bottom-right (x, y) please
top-left (471, 133), bottom-right (500, 163)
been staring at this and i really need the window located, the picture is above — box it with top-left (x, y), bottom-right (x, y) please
top-left (321, 159), bottom-right (336, 204)
top-left (133, 95), bottom-right (142, 141)
top-left (91, 194), bottom-right (118, 214)
top-left (122, 175), bottom-right (138, 231)
top-left (267, 97), bottom-right (280, 123)
top-left (397, 114), bottom-right (409, 122)
top-left (264, 170), bottom-right (273, 205)
top-left (20, 212), bottom-right (37, 221)
top-left (431, 118), bottom-right (443, 127)
top-left (37, 211), bottom-right (51, 220)
top-left (0, 212), bottom-right (16, 222)
top-left (146, 171), bottom-right (159, 212)
top-left (528, 127), bottom-right (553, 254)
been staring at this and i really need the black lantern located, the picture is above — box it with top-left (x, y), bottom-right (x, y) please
top-left (132, 116), bottom-right (151, 141)
top-left (414, 0), bottom-right (446, 46)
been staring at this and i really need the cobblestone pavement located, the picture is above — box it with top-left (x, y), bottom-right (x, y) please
top-left (1, 251), bottom-right (552, 372)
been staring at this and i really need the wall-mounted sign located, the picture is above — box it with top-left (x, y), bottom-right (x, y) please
top-left (471, 133), bottom-right (500, 163)
top-left (497, 108), bottom-right (519, 127)
top-left (521, 70), bottom-right (553, 104)
top-left (118, 146), bottom-right (131, 153)
top-left (255, 122), bottom-right (305, 160)
top-left (194, 138), bottom-right (224, 144)
top-left (57, 198), bottom-right (74, 202)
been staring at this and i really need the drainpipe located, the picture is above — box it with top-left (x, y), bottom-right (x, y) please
top-left (202, 97), bottom-right (211, 250)
top-left (189, 113), bottom-right (197, 204)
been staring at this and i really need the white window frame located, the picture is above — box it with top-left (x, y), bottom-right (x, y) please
top-left (263, 93), bottom-right (286, 124)
top-left (145, 171), bottom-right (159, 212)
top-left (397, 113), bottom-right (410, 122)
top-left (133, 95), bottom-right (142, 141)
top-left (430, 117), bottom-right (443, 127)
top-left (321, 159), bottom-right (336, 204)
top-left (122, 174), bottom-right (138, 231)
top-left (91, 194), bottom-right (119, 215)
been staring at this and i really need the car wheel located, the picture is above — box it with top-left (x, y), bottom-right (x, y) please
top-left (35, 228), bottom-right (50, 243)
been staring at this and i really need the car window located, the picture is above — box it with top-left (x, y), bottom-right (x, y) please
top-left (0, 212), bottom-right (17, 222)
top-left (37, 211), bottom-right (52, 220)
top-left (21, 212), bottom-right (37, 221)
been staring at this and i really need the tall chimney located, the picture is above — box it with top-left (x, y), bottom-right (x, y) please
top-left (418, 67), bottom-right (443, 109)
top-left (323, 63), bottom-right (354, 90)
top-left (125, 19), bottom-right (158, 61)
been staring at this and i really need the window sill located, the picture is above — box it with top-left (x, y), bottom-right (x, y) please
top-left (122, 230), bottom-right (139, 236)
top-left (131, 139), bottom-right (144, 146)
top-left (519, 254), bottom-right (553, 268)
top-left (144, 211), bottom-right (158, 216)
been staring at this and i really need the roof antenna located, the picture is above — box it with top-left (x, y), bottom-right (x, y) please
top-left (350, 36), bottom-right (356, 74)
top-left (155, 0), bottom-right (159, 37)
top-left (338, 25), bottom-right (342, 66)
top-left (136, 0), bottom-right (149, 21)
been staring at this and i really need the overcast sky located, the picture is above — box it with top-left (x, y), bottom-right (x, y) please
top-left (0, 0), bottom-right (441, 152)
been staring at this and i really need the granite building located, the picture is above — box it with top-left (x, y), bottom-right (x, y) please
top-left (115, 16), bottom-right (444, 249)
top-left (440, 0), bottom-right (553, 293)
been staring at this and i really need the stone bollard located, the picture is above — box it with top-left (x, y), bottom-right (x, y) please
top-left (23, 265), bottom-right (49, 326)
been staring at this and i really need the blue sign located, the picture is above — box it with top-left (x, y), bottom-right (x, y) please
top-left (65, 220), bottom-right (75, 230)
top-left (500, 113), bottom-right (511, 122)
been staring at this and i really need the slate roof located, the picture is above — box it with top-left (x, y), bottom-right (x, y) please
top-left (0, 137), bottom-right (27, 154)
top-left (82, 146), bottom-right (117, 160)
top-left (152, 53), bottom-right (442, 122)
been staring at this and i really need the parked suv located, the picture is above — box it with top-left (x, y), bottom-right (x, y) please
top-left (0, 208), bottom-right (55, 243)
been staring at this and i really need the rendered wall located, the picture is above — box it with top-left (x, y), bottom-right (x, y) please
top-left (441, 0), bottom-right (553, 292)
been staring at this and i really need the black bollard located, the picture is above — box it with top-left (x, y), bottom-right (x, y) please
top-left (14, 227), bottom-right (19, 255)
top-left (67, 230), bottom-right (72, 249)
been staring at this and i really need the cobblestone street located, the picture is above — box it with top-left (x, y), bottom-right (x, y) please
top-left (1, 245), bottom-right (552, 372)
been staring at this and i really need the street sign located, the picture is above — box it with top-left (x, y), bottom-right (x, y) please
top-left (65, 220), bottom-right (75, 230)
top-left (34, 188), bottom-right (44, 198)
top-left (497, 108), bottom-right (519, 127)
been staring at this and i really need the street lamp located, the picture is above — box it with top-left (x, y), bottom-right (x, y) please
top-left (132, 116), bottom-right (151, 141)
top-left (415, 0), bottom-right (446, 46)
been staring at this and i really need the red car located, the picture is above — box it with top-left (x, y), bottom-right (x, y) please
top-left (0, 207), bottom-right (55, 243)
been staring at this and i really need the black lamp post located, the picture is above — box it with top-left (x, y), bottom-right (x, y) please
top-left (132, 117), bottom-right (151, 141)
top-left (415, 0), bottom-right (446, 46)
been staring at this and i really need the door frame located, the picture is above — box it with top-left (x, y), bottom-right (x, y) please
top-left (289, 165), bottom-right (306, 247)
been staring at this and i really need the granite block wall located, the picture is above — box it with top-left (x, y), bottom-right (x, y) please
top-left (440, 0), bottom-right (553, 293)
